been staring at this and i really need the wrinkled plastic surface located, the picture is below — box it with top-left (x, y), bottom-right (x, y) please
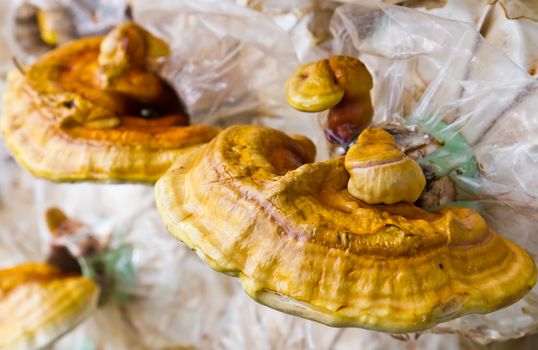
top-left (132, 0), bottom-right (329, 155)
top-left (380, 0), bottom-right (538, 78)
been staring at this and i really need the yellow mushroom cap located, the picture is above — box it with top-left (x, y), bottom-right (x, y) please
top-left (155, 124), bottom-right (536, 333)
top-left (285, 59), bottom-right (345, 112)
top-left (36, 10), bottom-right (59, 46)
top-left (285, 56), bottom-right (373, 112)
top-left (0, 263), bottom-right (99, 350)
top-left (0, 23), bottom-right (219, 183)
top-left (345, 127), bottom-right (426, 204)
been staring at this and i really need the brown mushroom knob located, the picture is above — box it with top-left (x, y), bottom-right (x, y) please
top-left (345, 128), bottom-right (426, 204)
top-left (286, 55), bottom-right (373, 146)
top-left (45, 207), bottom-right (102, 275)
top-left (97, 22), bottom-right (171, 103)
top-left (0, 263), bottom-right (99, 350)
top-left (1, 22), bottom-right (219, 183)
top-left (155, 124), bottom-right (536, 333)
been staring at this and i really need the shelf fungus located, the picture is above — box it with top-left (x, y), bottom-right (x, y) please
top-left (286, 55), bottom-right (373, 147)
top-left (0, 207), bottom-right (138, 349)
top-left (155, 124), bottom-right (537, 333)
top-left (0, 264), bottom-right (98, 350)
top-left (1, 22), bottom-right (219, 183)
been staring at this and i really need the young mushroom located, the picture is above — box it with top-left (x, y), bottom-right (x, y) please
top-left (0, 264), bottom-right (98, 350)
top-left (1, 22), bottom-right (220, 183)
top-left (155, 124), bottom-right (536, 333)
top-left (0, 206), bottom-right (141, 349)
top-left (286, 55), bottom-right (373, 147)
top-left (97, 22), bottom-right (171, 103)
top-left (345, 127), bottom-right (426, 204)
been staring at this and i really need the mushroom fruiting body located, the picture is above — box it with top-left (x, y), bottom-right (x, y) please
top-left (1, 22), bottom-right (219, 183)
top-left (155, 124), bottom-right (536, 333)
top-left (0, 263), bottom-right (99, 350)
top-left (286, 56), bottom-right (373, 146)
top-left (345, 128), bottom-right (426, 204)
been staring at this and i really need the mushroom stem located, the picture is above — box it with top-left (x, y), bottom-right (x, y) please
top-left (326, 95), bottom-right (373, 147)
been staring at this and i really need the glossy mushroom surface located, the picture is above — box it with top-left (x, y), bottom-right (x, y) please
top-left (345, 127), bottom-right (426, 204)
top-left (155, 124), bottom-right (536, 333)
top-left (1, 22), bottom-right (219, 183)
top-left (286, 55), bottom-right (373, 147)
top-left (0, 263), bottom-right (98, 350)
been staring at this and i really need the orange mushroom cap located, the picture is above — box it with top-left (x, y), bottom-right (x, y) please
top-left (1, 22), bottom-right (219, 183)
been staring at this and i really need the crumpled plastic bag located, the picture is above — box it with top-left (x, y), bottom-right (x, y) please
top-left (133, 0), bottom-right (326, 150)
top-left (328, 0), bottom-right (538, 343)
top-left (385, 0), bottom-right (538, 79)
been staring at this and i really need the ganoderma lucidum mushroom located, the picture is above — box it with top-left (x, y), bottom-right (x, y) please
top-left (0, 206), bottom-right (139, 350)
top-left (1, 22), bottom-right (219, 183)
top-left (345, 127), bottom-right (426, 204)
top-left (0, 208), bottom-right (101, 350)
top-left (155, 124), bottom-right (536, 333)
top-left (286, 55), bottom-right (373, 147)
top-left (0, 263), bottom-right (98, 350)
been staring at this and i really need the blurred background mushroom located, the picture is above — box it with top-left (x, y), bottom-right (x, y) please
top-left (8, 0), bottom-right (131, 64)
top-left (1, 21), bottom-right (219, 183)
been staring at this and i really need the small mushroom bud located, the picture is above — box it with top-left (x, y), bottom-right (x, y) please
top-left (36, 10), bottom-right (59, 46)
top-left (98, 22), bottom-right (170, 81)
top-left (285, 56), bottom-right (373, 146)
top-left (98, 22), bottom-right (170, 103)
top-left (345, 128), bottom-right (426, 204)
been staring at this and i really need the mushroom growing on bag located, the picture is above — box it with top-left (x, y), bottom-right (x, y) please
top-left (286, 55), bottom-right (373, 148)
top-left (0, 206), bottom-right (105, 350)
top-left (1, 22), bottom-right (219, 183)
top-left (155, 124), bottom-right (536, 333)
top-left (0, 263), bottom-right (99, 350)
top-left (0, 206), bottom-right (138, 349)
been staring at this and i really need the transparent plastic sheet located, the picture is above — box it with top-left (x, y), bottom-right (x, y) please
top-left (233, 0), bottom-right (339, 62)
top-left (381, 0), bottom-right (538, 79)
top-left (329, 0), bottom-right (538, 343)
